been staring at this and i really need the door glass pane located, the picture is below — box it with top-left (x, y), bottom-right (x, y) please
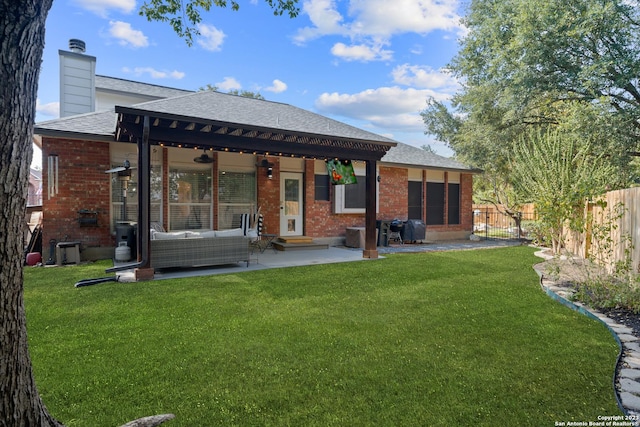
top-left (284, 178), bottom-right (299, 215)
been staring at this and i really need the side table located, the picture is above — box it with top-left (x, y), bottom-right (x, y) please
top-left (260, 233), bottom-right (278, 253)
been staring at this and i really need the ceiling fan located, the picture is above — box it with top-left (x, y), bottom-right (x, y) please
top-left (194, 149), bottom-right (214, 164)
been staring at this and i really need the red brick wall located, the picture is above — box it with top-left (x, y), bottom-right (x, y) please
top-left (256, 156), bottom-right (279, 234)
top-left (304, 165), bottom-right (474, 237)
top-left (41, 138), bottom-right (475, 257)
top-left (42, 137), bottom-right (113, 257)
top-left (377, 166), bottom-right (408, 220)
top-left (304, 160), bottom-right (363, 237)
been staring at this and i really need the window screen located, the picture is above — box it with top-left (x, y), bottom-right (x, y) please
top-left (314, 174), bottom-right (330, 201)
top-left (448, 183), bottom-right (460, 225)
top-left (426, 182), bottom-right (445, 225)
top-left (344, 175), bottom-right (366, 209)
top-left (408, 181), bottom-right (423, 220)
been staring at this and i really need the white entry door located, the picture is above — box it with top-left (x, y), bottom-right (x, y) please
top-left (280, 172), bottom-right (303, 236)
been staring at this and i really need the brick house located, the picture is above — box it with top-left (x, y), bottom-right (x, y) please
top-left (33, 42), bottom-right (477, 264)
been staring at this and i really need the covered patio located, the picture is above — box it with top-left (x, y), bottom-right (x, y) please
top-left (113, 239), bottom-right (520, 282)
top-left (107, 91), bottom-right (396, 279)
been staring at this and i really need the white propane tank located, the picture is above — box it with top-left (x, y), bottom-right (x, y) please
top-left (115, 241), bottom-right (130, 262)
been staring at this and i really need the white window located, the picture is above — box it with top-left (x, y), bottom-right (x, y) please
top-left (333, 164), bottom-right (378, 214)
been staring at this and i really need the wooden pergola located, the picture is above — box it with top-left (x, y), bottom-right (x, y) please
top-left (107, 105), bottom-right (396, 278)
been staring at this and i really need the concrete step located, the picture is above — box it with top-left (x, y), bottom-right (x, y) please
top-left (272, 240), bottom-right (329, 251)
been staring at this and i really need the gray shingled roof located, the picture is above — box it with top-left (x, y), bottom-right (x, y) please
top-left (382, 142), bottom-right (477, 172)
top-left (125, 90), bottom-right (397, 144)
top-left (34, 90), bottom-right (476, 171)
top-left (95, 75), bottom-right (193, 99)
top-left (35, 109), bottom-right (115, 140)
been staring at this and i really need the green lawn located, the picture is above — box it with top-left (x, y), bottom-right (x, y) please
top-left (24, 246), bottom-right (621, 426)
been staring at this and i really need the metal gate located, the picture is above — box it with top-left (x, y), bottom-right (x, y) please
top-left (472, 208), bottom-right (535, 241)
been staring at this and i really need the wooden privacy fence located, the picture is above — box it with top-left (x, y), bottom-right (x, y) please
top-left (565, 187), bottom-right (640, 274)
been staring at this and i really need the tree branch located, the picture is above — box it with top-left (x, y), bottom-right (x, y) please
top-left (119, 414), bottom-right (176, 427)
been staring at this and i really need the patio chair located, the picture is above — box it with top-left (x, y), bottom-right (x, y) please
top-left (240, 213), bottom-right (262, 251)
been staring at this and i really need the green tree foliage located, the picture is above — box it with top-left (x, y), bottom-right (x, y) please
top-left (420, 144), bottom-right (436, 154)
top-left (422, 0), bottom-right (640, 218)
top-left (510, 128), bottom-right (614, 254)
top-left (198, 84), bottom-right (266, 99)
top-left (140, 0), bottom-right (299, 45)
top-left (450, 0), bottom-right (640, 127)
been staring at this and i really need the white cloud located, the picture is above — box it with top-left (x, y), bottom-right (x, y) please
top-left (391, 64), bottom-right (459, 92)
top-left (109, 21), bottom-right (149, 48)
top-left (197, 24), bottom-right (226, 51)
top-left (72, 0), bottom-right (135, 17)
top-left (36, 99), bottom-right (59, 118)
top-left (122, 67), bottom-right (185, 79)
top-left (330, 41), bottom-right (392, 62)
top-left (265, 79), bottom-right (288, 93)
top-left (315, 86), bottom-right (450, 132)
top-left (347, 0), bottom-right (461, 37)
top-left (294, 0), bottom-right (463, 62)
top-left (293, 0), bottom-right (347, 44)
top-left (216, 77), bottom-right (242, 91)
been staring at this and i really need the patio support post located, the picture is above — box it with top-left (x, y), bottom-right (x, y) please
top-left (134, 115), bottom-right (153, 280)
top-left (105, 115), bottom-right (153, 278)
top-left (363, 159), bottom-right (378, 259)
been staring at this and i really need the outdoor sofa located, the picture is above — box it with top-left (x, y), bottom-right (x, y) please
top-left (149, 229), bottom-right (250, 269)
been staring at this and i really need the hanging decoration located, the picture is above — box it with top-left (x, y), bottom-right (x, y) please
top-left (326, 159), bottom-right (357, 185)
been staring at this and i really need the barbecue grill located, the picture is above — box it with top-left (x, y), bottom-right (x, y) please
top-left (389, 220), bottom-right (404, 245)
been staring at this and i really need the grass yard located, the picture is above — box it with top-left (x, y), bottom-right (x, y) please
top-left (24, 246), bottom-right (621, 426)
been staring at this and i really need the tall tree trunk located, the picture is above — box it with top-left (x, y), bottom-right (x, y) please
top-left (0, 1), bottom-right (61, 426)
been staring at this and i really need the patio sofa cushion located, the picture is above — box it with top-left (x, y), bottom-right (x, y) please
top-left (149, 229), bottom-right (249, 270)
top-left (152, 231), bottom-right (186, 240)
top-left (215, 228), bottom-right (244, 237)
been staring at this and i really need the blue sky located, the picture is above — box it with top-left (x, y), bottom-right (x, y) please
top-left (35, 0), bottom-right (466, 165)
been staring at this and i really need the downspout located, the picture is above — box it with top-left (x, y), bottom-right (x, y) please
top-left (106, 115), bottom-right (151, 273)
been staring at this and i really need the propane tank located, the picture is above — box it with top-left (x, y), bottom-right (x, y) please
top-left (115, 241), bottom-right (131, 262)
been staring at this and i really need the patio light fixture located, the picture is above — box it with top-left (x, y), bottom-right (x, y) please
top-left (257, 158), bottom-right (274, 180)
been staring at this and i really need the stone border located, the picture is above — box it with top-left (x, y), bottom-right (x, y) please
top-left (534, 250), bottom-right (640, 422)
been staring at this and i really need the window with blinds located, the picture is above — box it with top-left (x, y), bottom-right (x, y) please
top-left (168, 167), bottom-right (212, 230)
top-left (217, 171), bottom-right (256, 230)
